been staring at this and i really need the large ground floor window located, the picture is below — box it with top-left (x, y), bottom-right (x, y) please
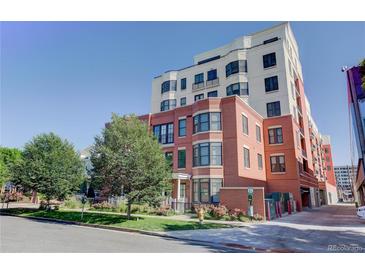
top-left (192, 178), bottom-right (222, 203)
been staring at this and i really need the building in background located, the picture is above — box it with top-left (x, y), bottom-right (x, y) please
top-left (334, 165), bottom-right (356, 202)
top-left (139, 22), bottom-right (336, 215)
top-left (346, 61), bottom-right (365, 206)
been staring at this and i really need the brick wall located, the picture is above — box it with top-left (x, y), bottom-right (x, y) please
top-left (220, 187), bottom-right (265, 219)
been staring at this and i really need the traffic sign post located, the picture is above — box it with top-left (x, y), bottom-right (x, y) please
top-left (247, 187), bottom-right (254, 220)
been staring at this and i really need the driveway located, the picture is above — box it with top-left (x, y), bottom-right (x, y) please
top-left (166, 204), bottom-right (365, 252)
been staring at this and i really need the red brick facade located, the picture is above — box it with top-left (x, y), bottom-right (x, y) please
top-left (140, 95), bottom-right (331, 217)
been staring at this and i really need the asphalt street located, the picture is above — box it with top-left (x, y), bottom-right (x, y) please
top-left (0, 215), bottom-right (238, 253)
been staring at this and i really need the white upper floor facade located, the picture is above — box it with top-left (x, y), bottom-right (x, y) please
top-left (151, 22), bottom-right (304, 121)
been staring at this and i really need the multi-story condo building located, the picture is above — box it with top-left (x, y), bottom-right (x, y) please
top-left (140, 22), bottom-right (336, 215)
top-left (346, 62), bottom-right (365, 206)
top-left (334, 165), bottom-right (356, 202)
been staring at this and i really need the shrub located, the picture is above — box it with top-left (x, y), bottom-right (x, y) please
top-left (119, 202), bottom-right (128, 213)
top-left (63, 197), bottom-right (82, 209)
top-left (91, 201), bottom-right (116, 212)
top-left (209, 205), bottom-right (228, 219)
top-left (192, 204), bottom-right (229, 220)
top-left (154, 205), bottom-right (174, 216)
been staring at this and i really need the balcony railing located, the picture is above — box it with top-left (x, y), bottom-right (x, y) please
top-left (295, 87), bottom-right (301, 98)
top-left (299, 127), bottom-right (305, 136)
top-left (206, 78), bottom-right (219, 88)
top-left (192, 82), bottom-right (205, 91)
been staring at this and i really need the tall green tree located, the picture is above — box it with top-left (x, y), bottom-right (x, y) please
top-left (12, 133), bottom-right (84, 204)
top-left (90, 114), bottom-right (171, 219)
top-left (0, 147), bottom-right (22, 188)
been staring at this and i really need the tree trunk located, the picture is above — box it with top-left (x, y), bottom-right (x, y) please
top-left (127, 202), bottom-right (132, 220)
top-left (31, 190), bottom-right (38, 204)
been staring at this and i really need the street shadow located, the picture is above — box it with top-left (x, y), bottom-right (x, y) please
top-left (165, 223), bottom-right (365, 253)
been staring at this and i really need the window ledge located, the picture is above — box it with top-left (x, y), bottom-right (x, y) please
top-left (263, 65), bottom-right (277, 70)
top-left (161, 143), bottom-right (175, 148)
top-left (268, 143), bottom-right (284, 146)
top-left (192, 130), bottom-right (222, 136)
top-left (192, 166), bottom-right (223, 169)
top-left (178, 136), bottom-right (186, 139)
top-left (271, 172), bottom-right (286, 175)
top-left (265, 89), bottom-right (280, 94)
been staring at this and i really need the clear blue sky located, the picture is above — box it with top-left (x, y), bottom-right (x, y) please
top-left (1, 22), bottom-right (364, 165)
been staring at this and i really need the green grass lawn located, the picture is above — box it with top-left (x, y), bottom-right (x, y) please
top-left (0, 208), bottom-right (231, 231)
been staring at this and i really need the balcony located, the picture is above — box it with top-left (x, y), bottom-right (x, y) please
top-left (297, 105), bottom-right (303, 116)
top-left (295, 87), bottom-right (301, 98)
top-left (192, 82), bottom-right (205, 91)
top-left (206, 78), bottom-right (219, 88)
top-left (299, 127), bottom-right (305, 136)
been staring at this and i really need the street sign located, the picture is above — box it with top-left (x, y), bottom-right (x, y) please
top-left (248, 188), bottom-right (253, 195)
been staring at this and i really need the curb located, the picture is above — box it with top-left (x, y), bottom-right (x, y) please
top-left (0, 212), bottom-right (298, 253)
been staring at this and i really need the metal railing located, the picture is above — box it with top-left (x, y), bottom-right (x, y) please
top-left (192, 82), bottom-right (205, 91)
top-left (206, 78), bottom-right (219, 88)
top-left (299, 127), bottom-right (305, 136)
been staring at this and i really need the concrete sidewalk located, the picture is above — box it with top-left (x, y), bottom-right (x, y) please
top-left (165, 205), bottom-right (365, 252)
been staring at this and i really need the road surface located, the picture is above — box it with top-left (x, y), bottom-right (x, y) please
top-left (167, 204), bottom-right (365, 252)
top-left (0, 215), bottom-right (238, 253)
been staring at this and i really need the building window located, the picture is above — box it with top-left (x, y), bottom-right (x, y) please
top-left (242, 114), bottom-right (249, 135)
top-left (226, 82), bottom-right (249, 96)
top-left (181, 78), bottom-right (186, 90)
top-left (178, 149), bottom-right (186, 169)
top-left (265, 76), bottom-right (279, 92)
top-left (267, 101), bottom-right (281, 117)
top-left (193, 112), bottom-right (221, 133)
top-left (207, 69), bottom-right (217, 81)
top-left (160, 99), bottom-right (176, 111)
top-left (194, 73), bottom-right (204, 84)
top-left (256, 125), bottom-right (261, 142)
top-left (193, 142), bottom-right (222, 167)
top-left (268, 127), bottom-right (283, 144)
top-left (270, 155), bottom-right (285, 172)
top-left (199, 179), bottom-right (210, 203)
top-left (161, 80), bottom-right (177, 93)
top-left (153, 123), bottom-right (174, 144)
top-left (207, 90), bottom-right (218, 97)
top-left (258, 153), bottom-right (263, 170)
top-left (263, 52), bottom-right (276, 68)
top-left (179, 183), bottom-right (186, 199)
top-left (192, 178), bottom-right (222, 203)
top-left (165, 152), bottom-right (173, 167)
top-left (210, 112), bottom-right (221, 131)
top-left (225, 60), bottom-right (247, 77)
top-left (327, 166), bottom-right (332, 171)
top-left (180, 97), bottom-right (186, 106)
top-left (211, 142), bottom-right (222, 165)
top-left (178, 119), bottom-right (186, 137)
top-left (211, 179), bottom-right (222, 203)
top-left (194, 93), bottom-right (204, 101)
top-left (244, 147), bottom-right (250, 168)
